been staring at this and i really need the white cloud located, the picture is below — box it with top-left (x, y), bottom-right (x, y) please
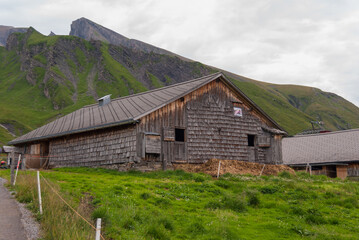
top-left (1, 0), bottom-right (359, 106)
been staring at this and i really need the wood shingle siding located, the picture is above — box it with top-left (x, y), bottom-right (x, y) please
top-left (49, 125), bottom-right (137, 167)
top-left (11, 73), bottom-right (286, 170)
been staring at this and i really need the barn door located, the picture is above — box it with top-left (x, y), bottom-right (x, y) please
top-left (40, 142), bottom-right (50, 168)
top-left (174, 142), bottom-right (186, 161)
top-left (247, 134), bottom-right (258, 162)
top-left (162, 127), bottom-right (187, 164)
top-left (163, 127), bottom-right (175, 165)
top-left (174, 128), bottom-right (186, 162)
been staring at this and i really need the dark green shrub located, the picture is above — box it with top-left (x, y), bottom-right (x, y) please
top-left (158, 217), bottom-right (174, 231)
top-left (260, 185), bottom-right (279, 194)
top-left (342, 197), bottom-right (358, 209)
top-left (205, 199), bottom-right (222, 209)
top-left (154, 197), bottom-right (171, 206)
top-left (140, 192), bottom-right (151, 200)
top-left (290, 206), bottom-right (305, 216)
top-left (193, 174), bottom-right (206, 182)
top-left (305, 214), bottom-right (326, 225)
top-left (112, 185), bottom-right (124, 195)
top-left (305, 208), bottom-right (326, 225)
top-left (16, 190), bottom-right (33, 203)
top-left (214, 180), bottom-right (231, 189)
top-left (91, 207), bottom-right (109, 223)
top-left (328, 217), bottom-right (339, 225)
top-left (187, 220), bottom-right (205, 234)
top-left (246, 190), bottom-right (260, 207)
top-left (146, 225), bottom-right (169, 240)
top-left (122, 219), bottom-right (135, 230)
top-left (278, 171), bottom-right (292, 178)
top-left (223, 194), bottom-right (246, 212)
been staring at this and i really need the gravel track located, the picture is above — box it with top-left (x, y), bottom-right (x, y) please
top-left (0, 178), bottom-right (41, 240)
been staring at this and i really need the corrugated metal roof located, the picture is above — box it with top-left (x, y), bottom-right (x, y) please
top-left (283, 129), bottom-right (359, 165)
top-left (9, 73), bottom-right (221, 144)
top-left (9, 72), bottom-right (284, 145)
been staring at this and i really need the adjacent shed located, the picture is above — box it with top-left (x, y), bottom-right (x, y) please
top-left (283, 129), bottom-right (359, 179)
top-left (9, 73), bottom-right (286, 171)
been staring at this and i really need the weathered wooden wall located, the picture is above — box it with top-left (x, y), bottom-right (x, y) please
top-left (347, 163), bottom-right (359, 177)
top-left (48, 125), bottom-right (137, 168)
top-left (17, 78), bottom-right (283, 170)
top-left (137, 79), bottom-right (283, 166)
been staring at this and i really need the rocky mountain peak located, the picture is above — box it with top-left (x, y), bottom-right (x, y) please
top-left (0, 25), bottom-right (27, 46)
top-left (69, 17), bottom-right (176, 56)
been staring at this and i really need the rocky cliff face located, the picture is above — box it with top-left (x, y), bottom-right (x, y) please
top-left (0, 19), bottom-right (359, 145)
top-left (5, 27), bottom-right (211, 110)
top-left (0, 25), bottom-right (27, 46)
top-left (70, 17), bottom-right (177, 57)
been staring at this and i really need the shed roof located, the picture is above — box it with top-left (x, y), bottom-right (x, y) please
top-left (282, 129), bottom-right (359, 165)
top-left (9, 72), bottom-right (284, 145)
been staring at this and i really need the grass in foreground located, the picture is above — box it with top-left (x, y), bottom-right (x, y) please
top-left (0, 169), bottom-right (359, 240)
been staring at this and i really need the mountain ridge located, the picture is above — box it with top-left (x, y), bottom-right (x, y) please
top-left (0, 18), bottom-right (359, 145)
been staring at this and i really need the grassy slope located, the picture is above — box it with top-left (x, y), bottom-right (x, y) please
top-left (1, 30), bottom-right (359, 144)
top-left (1, 168), bottom-right (358, 240)
top-left (0, 46), bottom-right (56, 145)
top-left (265, 84), bottom-right (359, 130)
top-left (0, 31), bottom-right (147, 144)
top-left (231, 79), bottom-right (314, 135)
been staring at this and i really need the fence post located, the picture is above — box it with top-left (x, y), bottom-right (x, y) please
top-left (37, 171), bottom-right (43, 214)
top-left (217, 161), bottom-right (221, 178)
top-left (95, 218), bottom-right (102, 240)
top-left (259, 164), bottom-right (266, 176)
top-left (13, 154), bottom-right (21, 186)
top-left (10, 151), bottom-right (15, 185)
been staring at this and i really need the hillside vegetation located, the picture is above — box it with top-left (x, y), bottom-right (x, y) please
top-left (1, 23), bottom-right (359, 144)
top-left (1, 168), bottom-right (358, 239)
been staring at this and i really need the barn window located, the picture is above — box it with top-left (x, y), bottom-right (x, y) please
top-left (175, 128), bottom-right (185, 142)
top-left (312, 166), bottom-right (323, 171)
top-left (248, 134), bottom-right (256, 146)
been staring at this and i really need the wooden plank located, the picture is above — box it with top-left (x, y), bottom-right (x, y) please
top-left (145, 135), bottom-right (161, 154)
top-left (163, 127), bottom-right (175, 141)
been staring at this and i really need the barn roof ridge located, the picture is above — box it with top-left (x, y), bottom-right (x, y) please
top-left (81, 72), bottom-right (223, 109)
top-left (9, 72), bottom-right (284, 145)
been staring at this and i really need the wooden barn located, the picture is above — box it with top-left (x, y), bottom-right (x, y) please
top-left (9, 73), bottom-right (286, 171)
top-left (282, 129), bottom-right (359, 179)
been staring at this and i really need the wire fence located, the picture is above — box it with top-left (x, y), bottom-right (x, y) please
top-left (38, 172), bottom-right (106, 240)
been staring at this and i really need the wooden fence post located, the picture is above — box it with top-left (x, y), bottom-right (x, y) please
top-left (259, 164), bottom-right (266, 176)
top-left (217, 161), bottom-right (221, 178)
top-left (10, 151), bottom-right (15, 185)
top-left (13, 154), bottom-right (21, 186)
top-left (37, 171), bottom-right (43, 214)
top-left (95, 218), bottom-right (102, 240)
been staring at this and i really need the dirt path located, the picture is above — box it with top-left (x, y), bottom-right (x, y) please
top-left (0, 178), bottom-right (28, 240)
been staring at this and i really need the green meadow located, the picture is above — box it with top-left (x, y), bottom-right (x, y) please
top-left (1, 168), bottom-right (359, 239)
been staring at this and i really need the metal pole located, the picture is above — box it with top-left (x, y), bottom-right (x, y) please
top-left (217, 161), bottom-right (221, 178)
top-left (13, 154), bottom-right (21, 186)
top-left (37, 171), bottom-right (43, 214)
top-left (95, 218), bottom-right (102, 240)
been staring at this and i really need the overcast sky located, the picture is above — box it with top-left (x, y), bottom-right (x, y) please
top-left (1, 0), bottom-right (359, 106)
